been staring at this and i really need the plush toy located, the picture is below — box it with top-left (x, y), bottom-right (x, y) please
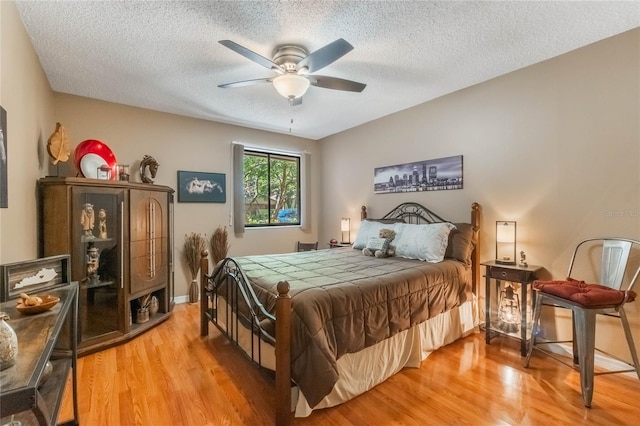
top-left (363, 228), bottom-right (396, 258)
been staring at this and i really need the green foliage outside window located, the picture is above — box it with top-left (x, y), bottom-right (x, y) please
top-left (244, 150), bottom-right (300, 226)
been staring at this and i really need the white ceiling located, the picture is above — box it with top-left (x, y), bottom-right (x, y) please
top-left (15, 1), bottom-right (640, 140)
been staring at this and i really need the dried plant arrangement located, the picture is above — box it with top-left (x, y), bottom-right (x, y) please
top-left (138, 293), bottom-right (152, 311)
top-left (210, 226), bottom-right (230, 264)
top-left (135, 293), bottom-right (152, 323)
top-left (184, 232), bottom-right (207, 280)
top-left (184, 232), bottom-right (207, 303)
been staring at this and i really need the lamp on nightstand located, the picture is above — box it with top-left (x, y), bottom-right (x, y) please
top-left (341, 218), bottom-right (351, 244)
top-left (496, 221), bottom-right (516, 265)
top-left (497, 283), bottom-right (521, 333)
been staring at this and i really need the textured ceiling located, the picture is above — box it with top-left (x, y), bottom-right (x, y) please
top-left (15, 1), bottom-right (640, 140)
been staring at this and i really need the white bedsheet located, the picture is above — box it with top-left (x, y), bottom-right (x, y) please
top-left (213, 295), bottom-right (478, 417)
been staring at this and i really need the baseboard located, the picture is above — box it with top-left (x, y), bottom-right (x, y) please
top-left (175, 295), bottom-right (193, 304)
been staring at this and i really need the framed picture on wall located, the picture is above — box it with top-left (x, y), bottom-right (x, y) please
top-left (1, 255), bottom-right (71, 302)
top-left (177, 170), bottom-right (226, 203)
top-left (1, 106), bottom-right (7, 208)
top-left (374, 155), bottom-right (463, 194)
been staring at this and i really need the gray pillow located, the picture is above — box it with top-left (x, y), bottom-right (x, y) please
top-left (445, 222), bottom-right (478, 266)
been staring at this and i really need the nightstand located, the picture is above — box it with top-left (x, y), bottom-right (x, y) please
top-left (482, 261), bottom-right (543, 356)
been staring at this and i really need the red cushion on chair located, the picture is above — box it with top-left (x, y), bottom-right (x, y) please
top-left (532, 278), bottom-right (636, 308)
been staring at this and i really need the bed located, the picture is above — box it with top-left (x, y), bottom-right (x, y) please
top-left (200, 202), bottom-right (481, 424)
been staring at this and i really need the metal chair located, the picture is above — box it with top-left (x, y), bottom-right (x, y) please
top-left (524, 238), bottom-right (640, 407)
top-left (296, 241), bottom-right (318, 252)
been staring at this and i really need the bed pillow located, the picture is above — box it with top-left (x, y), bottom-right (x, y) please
top-left (445, 223), bottom-right (478, 266)
top-left (352, 220), bottom-right (401, 249)
top-left (393, 222), bottom-right (456, 262)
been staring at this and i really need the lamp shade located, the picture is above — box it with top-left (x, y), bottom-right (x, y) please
top-left (496, 221), bottom-right (516, 264)
top-left (341, 218), bottom-right (351, 244)
top-left (273, 74), bottom-right (310, 99)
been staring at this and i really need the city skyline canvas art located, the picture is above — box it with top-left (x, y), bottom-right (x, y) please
top-left (374, 155), bottom-right (463, 194)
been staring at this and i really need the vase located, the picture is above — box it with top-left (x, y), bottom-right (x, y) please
top-left (149, 296), bottom-right (159, 316)
top-left (136, 308), bottom-right (149, 324)
top-left (0, 312), bottom-right (18, 371)
top-left (189, 279), bottom-right (199, 304)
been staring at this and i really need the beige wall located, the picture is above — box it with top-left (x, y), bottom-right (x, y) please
top-left (319, 29), bottom-right (640, 359)
top-left (1, 1), bottom-right (318, 301)
top-left (53, 94), bottom-right (319, 299)
top-left (0, 1), bottom-right (55, 263)
top-left (3, 0), bottom-right (639, 359)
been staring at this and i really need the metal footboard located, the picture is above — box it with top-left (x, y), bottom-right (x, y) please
top-left (200, 250), bottom-right (293, 425)
top-left (200, 256), bottom-right (276, 366)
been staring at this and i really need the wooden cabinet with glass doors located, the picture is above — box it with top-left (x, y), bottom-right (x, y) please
top-left (38, 177), bottom-right (174, 356)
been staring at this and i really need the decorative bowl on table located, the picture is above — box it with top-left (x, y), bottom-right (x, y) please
top-left (16, 295), bottom-right (60, 315)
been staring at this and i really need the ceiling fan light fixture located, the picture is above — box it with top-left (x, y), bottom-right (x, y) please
top-left (273, 74), bottom-right (310, 99)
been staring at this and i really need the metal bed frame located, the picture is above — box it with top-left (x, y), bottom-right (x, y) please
top-left (200, 201), bottom-right (481, 425)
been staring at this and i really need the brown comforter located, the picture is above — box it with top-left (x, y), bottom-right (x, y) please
top-left (232, 247), bottom-right (472, 408)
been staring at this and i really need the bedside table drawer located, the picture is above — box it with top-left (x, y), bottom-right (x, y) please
top-left (488, 267), bottom-right (529, 282)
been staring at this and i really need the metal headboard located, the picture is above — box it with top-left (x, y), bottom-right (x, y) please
top-left (370, 202), bottom-right (448, 224)
top-left (362, 201), bottom-right (481, 294)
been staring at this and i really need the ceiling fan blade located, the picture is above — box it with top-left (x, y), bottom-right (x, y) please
top-left (219, 40), bottom-right (284, 73)
top-left (218, 78), bottom-right (272, 89)
top-left (309, 75), bottom-right (366, 92)
top-left (296, 38), bottom-right (354, 74)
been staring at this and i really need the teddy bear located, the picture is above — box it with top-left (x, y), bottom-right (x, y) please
top-left (362, 228), bottom-right (396, 258)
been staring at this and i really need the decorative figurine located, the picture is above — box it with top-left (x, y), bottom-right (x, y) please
top-left (519, 250), bottom-right (528, 268)
top-left (86, 243), bottom-right (100, 283)
top-left (80, 203), bottom-right (95, 239)
top-left (117, 164), bottom-right (130, 181)
top-left (139, 155), bottom-right (159, 184)
top-left (98, 208), bottom-right (108, 239)
top-left (46, 122), bottom-right (70, 166)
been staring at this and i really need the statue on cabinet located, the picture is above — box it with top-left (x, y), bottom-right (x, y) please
top-left (86, 243), bottom-right (100, 283)
top-left (80, 203), bottom-right (95, 239)
top-left (139, 155), bottom-right (159, 184)
top-left (98, 208), bottom-right (108, 239)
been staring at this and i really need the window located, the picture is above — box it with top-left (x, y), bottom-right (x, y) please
top-left (243, 149), bottom-right (300, 226)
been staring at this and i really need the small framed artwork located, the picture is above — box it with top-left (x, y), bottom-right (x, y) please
top-left (177, 170), bottom-right (226, 203)
top-left (1, 255), bottom-right (71, 302)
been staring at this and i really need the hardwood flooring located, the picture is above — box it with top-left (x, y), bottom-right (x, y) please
top-left (59, 303), bottom-right (640, 425)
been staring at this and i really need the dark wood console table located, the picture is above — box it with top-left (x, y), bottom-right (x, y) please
top-left (0, 283), bottom-right (79, 425)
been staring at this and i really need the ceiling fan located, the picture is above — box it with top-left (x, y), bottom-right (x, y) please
top-left (218, 38), bottom-right (366, 106)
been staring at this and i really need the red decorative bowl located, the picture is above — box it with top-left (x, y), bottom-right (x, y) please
top-left (74, 139), bottom-right (117, 180)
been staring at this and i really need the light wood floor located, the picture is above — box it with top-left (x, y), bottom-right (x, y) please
top-left (59, 303), bottom-right (640, 425)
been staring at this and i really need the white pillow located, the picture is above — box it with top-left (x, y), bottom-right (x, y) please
top-left (352, 220), bottom-right (398, 249)
top-left (393, 222), bottom-right (456, 262)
